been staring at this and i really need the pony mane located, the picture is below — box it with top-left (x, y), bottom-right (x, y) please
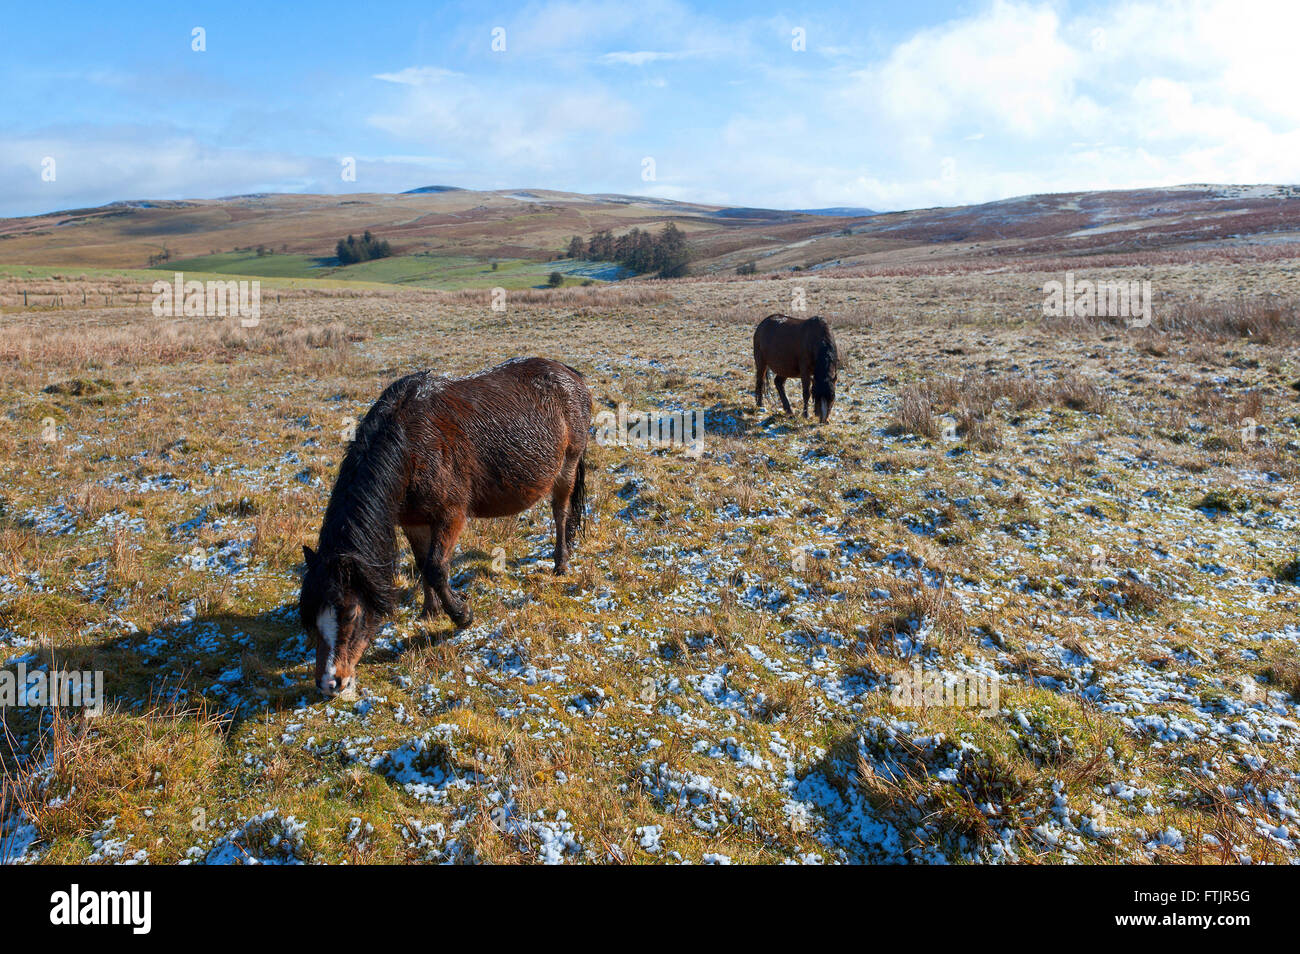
top-left (312, 375), bottom-right (417, 616)
top-left (810, 322), bottom-right (839, 400)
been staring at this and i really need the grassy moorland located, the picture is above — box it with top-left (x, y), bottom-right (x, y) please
top-left (154, 252), bottom-right (609, 290)
top-left (0, 189), bottom-right (760, 272)
top-left (0, 263), bottom-right (1298, 864)
top-left (0, 264), bottom-right (403, 312)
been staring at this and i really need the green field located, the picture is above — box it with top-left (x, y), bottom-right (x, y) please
top-left (0, 262), bottom-right (399, 293)
top-left (154, 252), bottom-right (610, 290)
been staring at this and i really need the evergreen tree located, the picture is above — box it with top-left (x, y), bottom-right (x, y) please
top-left (574, 223), bottom-right (693, 277)
top-left (335, 231), bottom-right (392, 265)
top-left (654, 222), bottom-right (691, 277)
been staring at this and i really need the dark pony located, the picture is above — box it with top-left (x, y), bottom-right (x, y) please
top-left (300, 357), bottom-right (591, 698)
top-left (753, 314), bottom-right (842, 422)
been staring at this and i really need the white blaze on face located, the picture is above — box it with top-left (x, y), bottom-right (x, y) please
top-left (317, 605), bottom-right (339, 681)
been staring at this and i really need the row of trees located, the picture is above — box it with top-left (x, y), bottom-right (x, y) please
top-left (565, 222), bottom-right (691, 278)
top-left (335, 230), bottom-right (393, 265)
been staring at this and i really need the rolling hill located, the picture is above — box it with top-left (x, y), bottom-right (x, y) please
top-left (1, 183), bottom-right (1298, 288)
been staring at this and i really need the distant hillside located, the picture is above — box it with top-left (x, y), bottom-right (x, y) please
top-left (796, 207), bottom-right (878, 217)
top-left (714, 184), bottom-right (1300, 275)
top-left (1, 183), bottom-right (1298, 285)
top-left (0, 188), bottom-right (842, 275)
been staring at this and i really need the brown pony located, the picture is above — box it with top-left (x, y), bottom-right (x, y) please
top-left (753, 314), bottom-right (841, 422)
top-left (300, 357), bottom-right (591, 698)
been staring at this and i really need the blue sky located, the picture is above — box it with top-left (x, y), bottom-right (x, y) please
top-left (2, 0), bottom-right (1297, 216)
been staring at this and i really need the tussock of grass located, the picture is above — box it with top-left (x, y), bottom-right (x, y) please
top-left (1263, 644), bottom-right (1300, 699)
top-left (1274, 559), bottom-right (1300, 584)
top-left (1053, 374), bottom-right (1108, 414)
top-left (2, 703), bottom-right (225, 864)
top-left (886, 384), bottom-right (936, 438)
top-left (1195, 488), bottom-right (1254, 513)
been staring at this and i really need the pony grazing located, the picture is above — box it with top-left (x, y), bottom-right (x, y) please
top-left (300, 357), bottom-right (591, 699)
top-left (752, 314), bottom-right (841, 422)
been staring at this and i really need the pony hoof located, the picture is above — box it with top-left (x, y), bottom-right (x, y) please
top-left (554, 563), bottom-right (569, 576)
top-left (451, 607), bottom-right (474, 629)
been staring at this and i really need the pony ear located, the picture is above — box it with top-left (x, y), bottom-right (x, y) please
top-left (302, 545), bottom-right (317, 566)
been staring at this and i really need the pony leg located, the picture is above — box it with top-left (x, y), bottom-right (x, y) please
top-left (801, 375), bottom-right (811, 417)
top-left (424, 515), bottom-right (473, 629)
top-left (550, 494), bottom-right (569, 575)
top-left (564, 455), bottom-right (586, 552)
top-left (551, 457), bottom-right (579, 575)
top-left (754, 357), bottom-right (766, 408)
top-left (401, 524), bottom-right (441, 619)
top-left (774, 376), bottom-right (794, 414)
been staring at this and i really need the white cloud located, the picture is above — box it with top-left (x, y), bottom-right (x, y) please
top-left (850, 1), bottom-right (1087, 138)
top-left (0, 130), bottom-right (487, 217)
top-left (367, 68), bottom-right (637, 178)
top-left (373, 67), bottom-right (462, 86)
top-left (0, 131), bottom-right (316, 216)
top-left (707, 0), bottom-right (1300, 209)
top-left (598, 51), bottom-right (685, 66)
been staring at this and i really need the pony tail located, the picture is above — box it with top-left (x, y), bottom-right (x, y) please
top-left (568, 455), bottom-right (587, 540)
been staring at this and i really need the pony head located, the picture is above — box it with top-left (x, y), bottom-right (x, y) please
top-left (299, 546), bottom-right (380, 699)
top-left (811, 340), bottom-right (840, 423)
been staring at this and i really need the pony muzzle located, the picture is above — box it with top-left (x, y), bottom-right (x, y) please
top-left (319, 673), bottom-right (357, 700)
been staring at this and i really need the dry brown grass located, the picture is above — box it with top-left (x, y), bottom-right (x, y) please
top-left (0, 315), bottom-right (360, 372)
top-left (1264, 644), bottom-right (1300, 699)
top-left (887, 383), bottom-right (937, 438)
top-left (868, 581), bottom-right (969, 652)
top-left (1052, 374), bottom-right (1108, 414)
top-left (2, 261), bottom-right (1297, 866)
top-left (1166, 295), bottom-right (1300, 342)
top-left (440, 284), bottom-right (672, 309)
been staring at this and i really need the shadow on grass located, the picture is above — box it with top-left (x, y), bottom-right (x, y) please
top-left (0, 542), bottom-right (550, 759)
top-left (2, 607), bottom-right (315, 747)
top-left (704, 400), bottom-right (805, 439)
